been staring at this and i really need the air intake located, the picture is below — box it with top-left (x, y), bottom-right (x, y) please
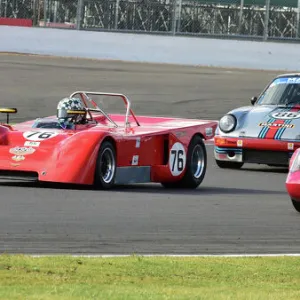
top-left (0, 170), bottom-right (39, 181)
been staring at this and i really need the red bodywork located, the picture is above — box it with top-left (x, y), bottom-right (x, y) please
top-left (0, 92), bottom-right (217, 185)
top-left (286, 148), bottom-right (300, 201)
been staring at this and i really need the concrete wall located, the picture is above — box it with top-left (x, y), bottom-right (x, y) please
top-left (1, 26), bottom-right (300, 71)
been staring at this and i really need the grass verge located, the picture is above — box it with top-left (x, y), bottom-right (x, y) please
top-left (0, 254), bottom-right (300, 299)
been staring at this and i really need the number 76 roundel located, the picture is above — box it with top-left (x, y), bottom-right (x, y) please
top-left (23, 131), bottom-right (58, 141)
top-left (169, 142), bottom-right (187, 176)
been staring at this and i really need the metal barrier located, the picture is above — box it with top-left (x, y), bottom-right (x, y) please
top-left (1, 0), bottom-right (300, 41)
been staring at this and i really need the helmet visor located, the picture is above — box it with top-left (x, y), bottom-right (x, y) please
top-left (57, 108), bottom-right (68, 119)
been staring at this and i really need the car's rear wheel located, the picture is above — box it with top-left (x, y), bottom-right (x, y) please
top-left (162, 135), bottom-right (207, 189)
top-left (215, 159), bottom-right (244, 169)
top-left (94, 141), bottom-right (116, 189)
top-left (291, 198), bottom-right (300, 213)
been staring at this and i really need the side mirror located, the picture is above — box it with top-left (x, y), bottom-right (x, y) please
top-left (251, 96), bottom-right (257, 105)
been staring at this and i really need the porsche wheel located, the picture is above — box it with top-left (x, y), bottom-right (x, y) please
top-left (162, 135), bottom-right (207, 189)
top-left (94, 141), bottom-right (116, 189)
top-left (215, 160), bottom-right (244, 169)
top-left (291, 198), bottom-right (300, 213)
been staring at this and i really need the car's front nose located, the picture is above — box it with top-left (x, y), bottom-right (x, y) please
top-left (286, 173), bottom-right (300, 201)
top-left (214, 136), bottom-right (298, 166)
top-left (214, 104), bottom-right (300, 166)
top-left (286, 151), bottom-right (300, 200)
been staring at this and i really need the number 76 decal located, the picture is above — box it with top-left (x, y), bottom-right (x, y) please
top-left (23, 131), bottom-right (58, 141)
top-left (169, 142), bottom-right (187, 176)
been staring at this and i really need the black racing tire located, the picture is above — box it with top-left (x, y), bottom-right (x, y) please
top-left (215, 160), bottom-right (244, 169)
top-left (291, 198), bottom-right (300, 213)
top-left (94, 141), bottom-right (117, 190)
top-left (161, 135), bottom-right (207, 189)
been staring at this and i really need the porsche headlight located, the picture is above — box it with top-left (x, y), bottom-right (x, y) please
top-left (219, 114), bottom-right (237, 133)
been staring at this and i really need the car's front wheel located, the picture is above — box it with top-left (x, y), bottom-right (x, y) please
top-left (94, 140), bottom-right (117, 189)
top-left (215, 160), bottom-right (244, 169)
top-left (291, 198), bottom-right (300, 213)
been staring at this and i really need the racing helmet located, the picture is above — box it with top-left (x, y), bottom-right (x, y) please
top-left (57, 97), bottom-right (87, 125)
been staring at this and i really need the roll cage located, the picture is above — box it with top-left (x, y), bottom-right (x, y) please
top-left (69, 91), bottom-right (140, 128)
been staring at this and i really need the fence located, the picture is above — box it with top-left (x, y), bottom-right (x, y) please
top-left (1, 0), bottom-right (300, 41)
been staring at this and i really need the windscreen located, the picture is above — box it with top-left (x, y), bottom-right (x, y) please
top-left (71, 92), bottom-right (129, 115)
top-left (257, 77), bottom-right (300, 106)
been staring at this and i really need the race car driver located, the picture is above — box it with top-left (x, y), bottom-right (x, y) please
top-left (57, 97), bottom-right (88, 129)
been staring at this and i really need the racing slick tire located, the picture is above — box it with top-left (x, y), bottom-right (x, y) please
top-left (161, 135), bottom-right (207, 189)
top-left (291, 199), bottom-right (300, 213)
top-left (215, 160), bottom-right (244, 169)
top-left (94, 140), bottom-right (117, 190)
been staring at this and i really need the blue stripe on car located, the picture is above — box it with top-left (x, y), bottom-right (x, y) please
top-left (214, 147), bottom-right (242, 154)
top-left (274, 119), bottom-right (293, 140)
top-left (258, 107), bottom-right (292, 139)
top-left (258, 118), bottom-right (275, 138)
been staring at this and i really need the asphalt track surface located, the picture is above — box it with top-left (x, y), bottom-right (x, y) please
top-left (0, 53), bottom-right (300, 255)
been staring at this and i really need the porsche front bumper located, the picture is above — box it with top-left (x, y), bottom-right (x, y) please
top-left (214, 136), bottom-right (299, 166)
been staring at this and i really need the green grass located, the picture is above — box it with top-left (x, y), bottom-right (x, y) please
top-left (1, 255), bottom-right (300, 299)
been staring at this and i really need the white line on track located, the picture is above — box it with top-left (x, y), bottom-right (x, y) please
top-left (25, 254), bottom-right (300, 258)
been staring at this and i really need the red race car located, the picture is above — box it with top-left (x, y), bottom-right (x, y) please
top-left (286, 148), bottom-right (300, 212)
top-left (0, 91), bottom-right (217, 189)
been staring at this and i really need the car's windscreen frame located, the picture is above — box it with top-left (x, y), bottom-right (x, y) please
top-left (257, 77), bottom-right (300, 106)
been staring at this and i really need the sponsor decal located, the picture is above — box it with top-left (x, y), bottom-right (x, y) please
top-left (135, 137), bottom-right (141, 148)
top-left (23, 131), bottom-right (58, 141)
top-left (270, 77), bottom-right (300, 87)
top-left (169, 142), bottom-right (186, 176)
top-left (9, 146), bottom-right (36, 163)
top-left (131, 155), bottom-right (139, 166)
top-left (205, 127), bottom-right (213, 137)
top-left (270, 111), bottom-right (300, 120)
top-left (9, 146), bottom-right (36, 156)
top-left (288, 143), bottom-right (294, 150)
top-left (259, 106), bottom-right (300, 140)
top-left (259, 122), bottom-right (295, 129)
top-left (11, 155), bottom-right (25, 162)
top-left (287, 77), bottom-right (300, 84)
top-left (237, 140), bottom-right (243, 147)
top-left (175, 131), bottom-right (186, 138)
top-left (10, 163), bottom-right (20, 167)
top-left (239, 131), bottom-right (246, 137)
top-left (24, 141), bottom-right (40, 147)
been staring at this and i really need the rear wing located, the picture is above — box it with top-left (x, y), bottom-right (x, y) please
top-left (0, 108), bottom-right (17, 124)
top-left (69, 91), bottom-right (140, 128)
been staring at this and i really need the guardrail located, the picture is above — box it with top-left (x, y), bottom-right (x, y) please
top-left (1, 0), bottom-right (300, 41)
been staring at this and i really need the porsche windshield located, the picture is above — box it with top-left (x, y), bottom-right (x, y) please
top-left (257, 77), bottom-right (300, 106)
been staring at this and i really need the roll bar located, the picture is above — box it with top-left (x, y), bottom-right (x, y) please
top-left (69, 91), bottom-right (140, 128)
